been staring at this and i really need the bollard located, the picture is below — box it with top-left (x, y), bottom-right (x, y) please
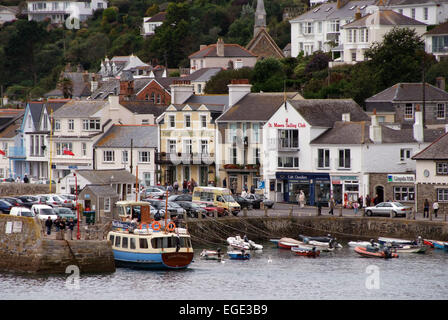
top-left (243, 208), bottom-right (247, 217)
top-left (264, 207), bottom-right (268, 217)
top-left (289, 206), bottom-right (293, 217)
top-left (339, 205), bottom-right (342, 217)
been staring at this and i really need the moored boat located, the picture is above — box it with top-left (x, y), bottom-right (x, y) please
top-left (433, 241), bottom-right (448, 251)
top-left (291, 246), bottom-right (320, 257)
top-left (227, 250), bottom-right (251, 260)
top-left (200, 249), bottom-right (223, 260)
top-left (393, 245), bottom-right (427, 254)
top-left (348, 241), bottom-right (379, 248)
top-left (354, 246), bottom-right (398, 259)
top-left (226, 236), bottom-right (251, 250)
top-left (278, 237), bottom-right (302, 249)
top-left (308, 240), bottom-right (343, 249)
top-left (298, 234), bottom-right (333, 243)
top-left (378, 237), bottom-right (413, 245)
top-left (423, 240), bottom-right (434, 248)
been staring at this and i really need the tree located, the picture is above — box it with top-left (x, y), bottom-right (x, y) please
top-left (251, 58), bottom-right (286, 92)
top-left (364, 27), bottom-right (427, 89)
top-left (57, 77), bottom-right (73, 98)
top-left (204, 67), bottom-right (253, 94)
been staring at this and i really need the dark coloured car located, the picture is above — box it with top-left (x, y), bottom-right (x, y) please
top-left (143, 199), bottom-right (184, 219)
top-left (177, 201), bottom-right (207, 218)
top-left (16, 195), bottom-right (41, 208)
top-left (0, 200), bottom-right (13, 214)
top-left (233, 195), bottom-right (253, 210)
top-left (0, 197), bottom-right (24, 207)
top-left (244, 194), bottom-right (274, 209)
top-left (168, 194), bottom-right (192, 202)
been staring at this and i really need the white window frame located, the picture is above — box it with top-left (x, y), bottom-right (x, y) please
top-left (184, 114), bottom-right (191, 128)
top-left (68, 119), bottom-right (74, 131)
top-left (122, 150), bottom-right (128, 163)
top-left (168, 140), bottom-right (176, 154)
top-left (400, 148), bottom-right (412, 161)
top-left (138, 151), bottom-right (150, 163)
top-left (278, 156), bottom-right (299, 168)
top-left (437, 189), bottom-right (448, 202)
top-left (82, 142), bottom-right (87, 156)
top-left (103, 150), bottom-right (115, 163)
top-left (54, 119), bottom-right (61, 131)
top-left (437, 103), bottom-right (445, 119)
top-left (404, 104), bottom-right (414, 120)
top-left (318, 149), bottom-right (330, 168)
top-left (104, 197), bottom-right (110, 212)
top-left (169, 115), bottom-right (175, 128)
top-left (436, 162), bottom-right (448, 175)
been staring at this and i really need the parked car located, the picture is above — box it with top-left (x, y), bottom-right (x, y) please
top-left (365, 202), bottom-right (412, 218)
top-left (53, 207), bottom-right (77, 222)
top-left (244, 193), bottom-right (274, 209)
top-left (168, 194), bottom-right (192, 202)
top-left (16, 195), bottom-right (41, 208)
top-left (0, 197), bottom-right (24, 207)
top-left (59, 194), bottom-right (76, 209)
top-left (177, 201), bottom-right (207, 218)
top-left (144, 199), bottom-right (185, 219)
top-left (203, 204), bottom-right (228, 217)
top-left (30, 204), bottom-right (58, 221)
top-left (1, 177), bottom-right (14, 183)
top-left (38, 194), bottom-right (65, 207)
top-left (142, 186), bottom-right (168, 199)
top-left (10, 207), bottom-right (34, 217)
top-left (0, 200), bottom-right (13, 214)
top-left (233, 195), bottom-right (253, 210)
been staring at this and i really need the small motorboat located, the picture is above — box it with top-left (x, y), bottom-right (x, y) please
top-left (226, 236), bottom-right (250, 250)
top-left (248, 240), bottom-right (263, 250)
top-left (278, 237), bottom-right (302, 249)
top-left (291, 246), bottom-right (320, 257)
top-left (392, 245), bottom-right (427, 254)
top-left (354, 246), bottom-right (398, 259)
top-left (200, 249), bottom-right (224, 260)
top-left (298, 234), bottom-right (333, 243)
top-left (269, 239), bottom-right (281, 245)
top-left (348, 241), bottom-right (379, 248)
top-left (308, 240), bottom-right (343, 249)
top-left (378, 237), bottom-right (414, 246)
top-left (433, 241), bottom-right (448, 251)
top-left (227, 250), bottom-right (251, 260)
top-left (423, 240), bottom-right (434, 248)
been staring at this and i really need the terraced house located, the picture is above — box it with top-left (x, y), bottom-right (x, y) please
top-left (156, 80), bottom-right (227, 187)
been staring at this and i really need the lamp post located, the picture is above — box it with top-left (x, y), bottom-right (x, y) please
top-left (74, 173), bottom-right (80, 240)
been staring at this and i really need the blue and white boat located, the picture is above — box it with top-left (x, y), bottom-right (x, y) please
top-left (433, 241), bottom-right (448, 251)
top-left (227, 250), bottom-right (251, 260)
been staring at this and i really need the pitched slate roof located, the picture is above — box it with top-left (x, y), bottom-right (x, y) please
top-left (44, 72), bottom-right (93, 98)
top-left (365, 101), bottom-right (394, 113)
top-left (425, 21), bottom-right (448, 35)
top-left (365, 83), bottom-right (448, 103)
top-left (82, 184), bottom-right (119, 198)
top-left (145, 12), bottom-right (166, 23)
top-left (289, 99), bottom-right (370, 127)
top-left (183, 68), bottom-right (222, 82)
top-left (217, 93), bottom-right (301, 122)
top-left (384, 0), bottom-right (448, 6)
top-left (94, 125), bottom-right (158, 148)
top-left (412, 131), bottom-right (448, 160)
top-left (342, 9), bottom-right (425, 28)
top-left (53, 100), bottom-right (107, 118)
top-left (120, 101), bottom-right (168, 117)
top-left (246, 28), bottom-right (285, 59)
top-left (185, 94), bottom-right (229, 109)
top-left (189, 43), bottom-right (257, 59)
top-left (76, 169), bottom-right (137, 184)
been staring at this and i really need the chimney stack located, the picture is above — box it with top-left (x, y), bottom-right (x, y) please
top-left (217, 38), bottom-right (225, 57)
top-left (228, 79), bottom-right (252, 108)
top-left (355, 7), bottom-right (361, 20)
top-left (436, 77), bottom-right (446, 91)
top-left (170, 80), bottom-right (194, 104)
top-left (369, 109), bottom-right (382, 143)
top-left (119, 70), bottom-right (134, 101)
top-left (413, 104), bottom-right (424, 143)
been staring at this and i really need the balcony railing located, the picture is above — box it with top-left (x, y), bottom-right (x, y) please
top-left (278, 139), bottom-right (300, 151)
top-left (9, 146), bottom-right (26, 158)
top-left (155, 152), bottom-right (215, 165)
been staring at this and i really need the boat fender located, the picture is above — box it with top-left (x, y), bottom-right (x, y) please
top-left (151, 221), bottom-right (162, 231)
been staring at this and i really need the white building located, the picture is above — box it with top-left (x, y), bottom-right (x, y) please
top-left (289, 0), bottom-right (376, 57)
top-left (27, 0), bottom-right (107, 24)
top-left (424, 21), bottom-right (448, 61)
top-left (142, 12), bottom-right (166, 37)
top-left (0, 5), bottom-right (19, 24)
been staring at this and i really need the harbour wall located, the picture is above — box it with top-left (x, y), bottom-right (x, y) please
top-left (185, 216), bottom-right (448, 244)
top-left (0, 214), bottom-right (115, 274)
top-left (0, 183), bottom-right (56, 196)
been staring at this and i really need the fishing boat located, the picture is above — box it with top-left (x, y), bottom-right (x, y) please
top-left (354, 246), bottom-right (399, 259)
top-left (200, 249), bottom-right (223, 260)
top-left (227, 250), bottom-right (251, 260)
top-left (291, 246), bottom-right (320, 257)
top-left (433, 241), bottom-right (448, 251)
top-left (108, 201), bottom-right (194, 270)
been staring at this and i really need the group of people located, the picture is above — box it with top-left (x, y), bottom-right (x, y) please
top-left (164, 179), bottom-right (198, 194)
top-left (14, 174), bottom-right (30, 183)
top-left (423, 199), bottom-right (439, 218)
top-left (45, 216), bottom-right (75, 240)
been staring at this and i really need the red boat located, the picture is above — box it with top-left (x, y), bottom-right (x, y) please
top-left (354, 246), bottom-right (399, 259)
top-left (423, 240), bottom-right (434, 248)
top-left (278, 238), bottom-right (302, 249)
top-left (291, 247), bottom-right (320, 257)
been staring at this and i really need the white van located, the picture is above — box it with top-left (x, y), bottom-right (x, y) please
top-left (31, 204), bottom-right (58, 221)
top-left (10, 207), bottom-right (34, 217)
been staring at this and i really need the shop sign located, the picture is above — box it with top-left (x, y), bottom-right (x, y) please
top-left (257, 181), bottom-right (265, 189)
top-left (387, 174), bottom-right (415, 183)
top-left (268, 118), bottom-right (306, 128)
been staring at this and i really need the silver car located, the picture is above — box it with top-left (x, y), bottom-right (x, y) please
top-left (38, 194), bottom-right (65, 208)
top-left (365, 202), bottom-right (412, 218)
top-left (59, 194), bottom-right (76, 209)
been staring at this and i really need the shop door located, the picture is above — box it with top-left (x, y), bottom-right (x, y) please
top-left (375, 186), bottom-right (384, 203)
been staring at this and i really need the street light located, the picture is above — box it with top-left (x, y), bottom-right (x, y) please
top-left (74, 173), bottom-right (80, 240)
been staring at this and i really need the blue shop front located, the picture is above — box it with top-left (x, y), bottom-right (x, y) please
top-left (276, 172), bottom-right (331, 206)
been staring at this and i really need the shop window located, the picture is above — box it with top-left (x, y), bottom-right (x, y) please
top-left (393, 186), bottom-right (414, 201)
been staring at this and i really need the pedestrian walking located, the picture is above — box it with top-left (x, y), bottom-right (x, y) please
top-left (365, 194), bottom-right (371, 207)
top-left (358, 196), bottom-right (363, 209)
top-left (59, 218), bottom-right (66, 239)
top-left (373, 194), bottom-right (380, 205)
top-left (353, 201), bottom-right (359, 215)
top-left (173, 181), bottom-right (179, 193)
top-left (328, 197), bottom-right (335, 215)
top-left (433, 201), bottom-right (439, 218)
top-left (424, 199), bottom-right (429, 218)
top-left (54, 216), bottom-right (61, 232)
top-left (45, 216), bottom-right (53, 236)
top-left (182, 180), bottom-right (188, 193)
top-left (299, 190), bottom-right (306, 208)
top-left (23, 174), bottom-right (29, 183)
top-left (67, 218), bottom-right (75, 240)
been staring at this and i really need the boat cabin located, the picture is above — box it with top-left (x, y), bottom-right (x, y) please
top-left (116, 200), bottom-right (152, 222)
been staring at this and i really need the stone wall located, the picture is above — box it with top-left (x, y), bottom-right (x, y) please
top-left (0, 214), bottom-right (115, 274)
top-left (0, 183), bottom-right (56, 196)
top-left (185, 216), bottom-right (448, 244)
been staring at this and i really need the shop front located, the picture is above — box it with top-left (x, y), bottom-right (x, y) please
top-left (276, 172), bottom-right (331, 206)
top-left (368, 173), bottom-right (416, 208)
top-left (330, 175), bottom-right (360, 207)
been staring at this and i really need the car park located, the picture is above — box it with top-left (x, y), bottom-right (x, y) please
top-left (16, 195), bottom-right (41, 208)
top-left (53, 207), bottom-right (77, 222)
top-left (142, 186), bottom-right (167, 199)
top-left (10, 207), bottom-right (34, 217)
top-left (30, 204), bottom-right (58, 221)
top-left (176, 201), bottom-right (207, 218)
top-left (0, 197), bottom-right (24, 207)
top-left (144, 199), bottom-right (185, 219)
top-left (59, 194), bottom-right (76, 209)
top-left (365, 202), bottom-right (412, 218)
top-left (38, 194), bottom-right (65, 207)
top-left (0, 200), bottom-right (13, 214)
top-left (243, 193), bottom-right (274, 209)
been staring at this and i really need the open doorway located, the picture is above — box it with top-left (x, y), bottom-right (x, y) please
top-left (375, 186), bottom-right (384, 203)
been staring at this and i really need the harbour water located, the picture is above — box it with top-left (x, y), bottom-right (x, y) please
top-left (1, 241), bottom-right (447, 300)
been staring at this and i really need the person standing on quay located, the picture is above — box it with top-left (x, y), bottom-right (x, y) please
top-left (433, 201), bottom-right (439, 218)
top-left (423, 199), bottom-right (430, 218)
top-left (298, 190), bottom-right (306, 208)
top-left (45, 216), bottom-right (53, 236)
top-left (328, 197), bottom-right (335, 215)
top-left (365, 194), bottom-right (371, 207)
top-left (67, 218), bottom-right (75, 240)
top-left (353, 201), bottom-right (359, 215)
